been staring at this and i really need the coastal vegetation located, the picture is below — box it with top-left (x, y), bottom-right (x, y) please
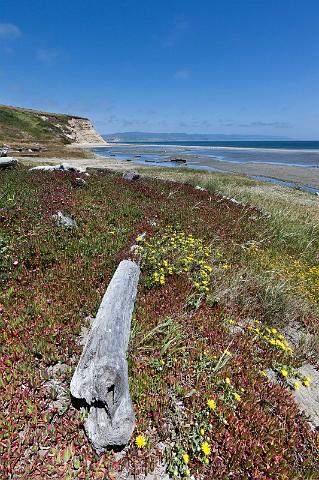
top-left (0, 104), bottom-right (105, 153)
top-left (1, 165), bottom-right (318, 479)
top-left (0, 105), bottom-right (73, 145)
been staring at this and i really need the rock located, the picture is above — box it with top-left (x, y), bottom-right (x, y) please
top-left (114, 441), bottom-right (169, 479)
top-left (38, 448), bottom-right (49, 458)
top-left (30, 163), bottom-right (86, 173)
top-left (45, 378), bottom-right (69, 414)
top-left (73, 177), bottom-right (87, 187)
top-left (122, 171), bottom-right (140, 181)
top-left (47, 362), bottom-right (69, 377)
top-left (70, 260), bottom-right (140, 452)
top-left (0, 148), bottom-right (8, 157)
top-left (170, 158), bottom-right (186, 163)
top-left (0, 157), bottom-right (18, 169)
top-left (283, 321), bottom-right (316, 354)
top-left (292, 363), bottom-right (319, 430)
top-left (115, 465), bottom-right (170, 480)
top-left (52, 211), bottom-right (77, 229)
top-left (266, 363), bottom-right (319, 431)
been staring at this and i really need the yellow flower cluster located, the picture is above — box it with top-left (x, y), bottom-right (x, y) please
top-left (248, 321), bottom-right (293, 354)
top-left (139, 227), bottom-right (213, 293)
top-left (273, 363), bottom-right (312, 389)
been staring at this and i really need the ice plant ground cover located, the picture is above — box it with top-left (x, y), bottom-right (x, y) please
top-left (0, 166), bottom-right (318, 479)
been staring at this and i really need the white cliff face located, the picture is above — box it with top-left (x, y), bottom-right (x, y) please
top-left (35, 113), bottom-right (107, 145)
top-left (67, 118), bottom-right (107, 145)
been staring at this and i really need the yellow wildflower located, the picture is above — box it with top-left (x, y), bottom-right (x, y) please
top-left (135, 434), bottom-right (146, 448)
top-left (204, 457), bottom-right (209, 464)
top-left (225, 377), bottom-right (231, 384)
top-left (234, 393), bottom-right (241, 402)
top-left (200, 428), bottom-right (205, 435)
top-left (303, 378), bottom-right (311, 388)
top-left (201, 441), bottom-right (211, 456)
top-left (293, 382), bottom-right (300, 390)
top-left (207, 398), bottom-right (216, 410)
top-left (183, 453), bottom-right (189, 464)
top-left (280, 369), bottom-right (288, 378)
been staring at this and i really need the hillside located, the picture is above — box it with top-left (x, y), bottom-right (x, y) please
top-left (0, 104), bottom-right (106, 146)
top-left (1, 164), bottom-right (318, 478)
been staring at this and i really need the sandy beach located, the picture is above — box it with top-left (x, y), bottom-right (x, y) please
top-left (19, 147), bottom-right (319, 191)
top-left (185, 154), bottom-right (319, 189)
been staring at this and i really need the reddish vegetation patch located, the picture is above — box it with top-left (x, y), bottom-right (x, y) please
top-left (0, 168), bottom-right (318, 479)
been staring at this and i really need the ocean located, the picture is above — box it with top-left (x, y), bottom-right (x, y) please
top-left (94, 140), bottom-right (319, 168)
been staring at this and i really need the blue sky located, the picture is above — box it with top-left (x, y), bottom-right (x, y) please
top-left (1, 0), bottom-right (319, 138)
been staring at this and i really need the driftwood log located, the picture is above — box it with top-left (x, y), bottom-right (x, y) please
top-left (71, 260), bottom-right (140, 452)
top-left (30, 163), bottom-right (86, 173)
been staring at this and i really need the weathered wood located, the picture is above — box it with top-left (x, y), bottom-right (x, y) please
top-left (30, 163), bottom-right (86, 173)
top-left (71, 260), bottom-right (140, 452)
top-left (0, 157), bottom-right (18, 168)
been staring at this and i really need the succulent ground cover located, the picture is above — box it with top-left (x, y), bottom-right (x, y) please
top-left (0, 166), bottom-right (318, 479)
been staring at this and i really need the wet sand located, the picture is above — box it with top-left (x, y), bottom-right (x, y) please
top-left (184, 155), bottom-right (319, 189)
top-left (20, 148), bottom-right (319, 191)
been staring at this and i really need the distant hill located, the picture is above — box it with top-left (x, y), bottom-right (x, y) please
top-left (103, 131), bottom-right (291, 142)
top-left (0, 104), bottom-right (106, 146)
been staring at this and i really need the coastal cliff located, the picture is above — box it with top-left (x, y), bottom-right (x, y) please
top-left (0, 104), bottom-right (106, 146)
top-left (66, 117), bottom-right (107, 145)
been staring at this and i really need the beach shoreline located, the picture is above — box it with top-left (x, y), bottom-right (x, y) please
top-left (103, 142), bottom-right (319, 154)
top-left (19, 146), bottom-right (319, 192)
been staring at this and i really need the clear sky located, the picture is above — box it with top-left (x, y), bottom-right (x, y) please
top-left (1, 0), bottom-right (319, 138)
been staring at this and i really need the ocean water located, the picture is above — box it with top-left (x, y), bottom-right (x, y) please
top-left (94, 140), bottom-right (319, 168)
top-left (121, 140), bottom-right (319, 150)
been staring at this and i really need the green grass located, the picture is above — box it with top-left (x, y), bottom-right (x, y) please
top-left (140, 167), bottom-right (319, 325)
top-left (0, 166), bottom-right (318, 479)
top-left (140, 167), bottom-right (319, 261)
top-left (0, 105), bottom-right (74, 144)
